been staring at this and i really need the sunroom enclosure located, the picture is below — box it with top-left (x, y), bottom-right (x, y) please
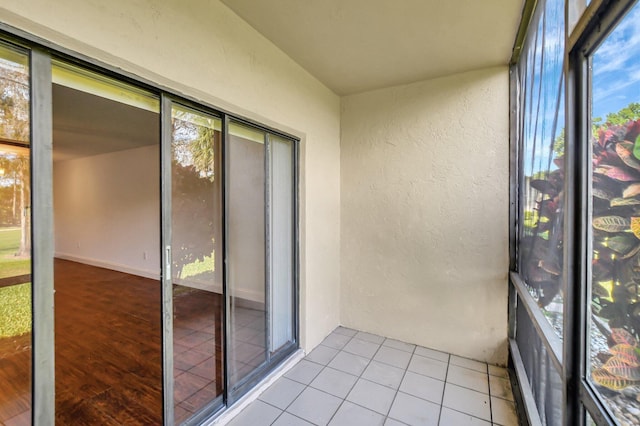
top-left (4, 0), bottom-right (640, 424)
top-left (511, 0), bottom-right (640, 424)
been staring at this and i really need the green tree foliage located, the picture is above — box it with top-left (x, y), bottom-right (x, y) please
top-left (172, 114), bottom-right (218, 182)
top-left (188, 126), bottom-right (217, 182)
top-left (0, 63), bottom-right (29, 143)
top-left (0, 60), bottom-right (30, 256)
top-left (553, 128), bottom-right (564, 158)
top-left (594, 102), bottom-right (640, 128)
top-left (170, 115), bottom-right (220, 279)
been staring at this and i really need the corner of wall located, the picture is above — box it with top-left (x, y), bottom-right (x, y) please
top-left (338, 67), bottom-right (510, 364)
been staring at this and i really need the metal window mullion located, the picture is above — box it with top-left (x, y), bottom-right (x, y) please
top-left (223, 115), bottom-right (232, 403)
top-left (509, 63), bottom-right (520, 341)
top-left (160, 93), bottom-right (174, 426)
top-left (510, 272), bottom-right (563, 375)
top-left (220, 114), bottom-right (229, 408)
top-left (563, 35), bottom-right (587, 426)
top-left (30, 47), bottom-right (54, 426)
top-left (580, 381), bottom-right (617, 425)
top-left (264, 133), bottom-right (272, 361)
top-left (570, 0), bottom-right (638, 55)
top-left (292, 139), bottom-right (299, 347)
top-left (509, 339), bottom-right (544, 426)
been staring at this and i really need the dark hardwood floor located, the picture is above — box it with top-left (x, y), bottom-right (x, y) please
top-left (54, 259), bottom-right (164, 425)
top-left (0, 333), bottom-right (31, 426)
top-left (0, 259), bottom-right (225, 426)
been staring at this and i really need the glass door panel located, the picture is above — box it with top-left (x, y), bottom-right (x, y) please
top-left (268, 135), bottom-right (294, 353)
top-left (171, 104), bottom-right (224, 423)
top-left (588, 3), bottom-right (640, 424)
top-left (0, 42), bottom-right (31, 426)
top-left (51, 60), bottom-right (162, 425)
top-left (228, 122), bottom-right (267, 390)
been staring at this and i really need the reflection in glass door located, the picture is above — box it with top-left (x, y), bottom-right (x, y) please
top-left (0, 42), bottom-right (32, 426)
top-left (171, 104), bottom-right (224, 424)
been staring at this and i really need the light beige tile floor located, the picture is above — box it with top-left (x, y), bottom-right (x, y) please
top-left (227, 327), bottom-right (519, 426)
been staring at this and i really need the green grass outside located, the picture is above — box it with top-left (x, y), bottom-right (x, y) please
top-left (0, 227), bottom-right (31, 338)
top-left (0, 282), bottom-right (31, 338)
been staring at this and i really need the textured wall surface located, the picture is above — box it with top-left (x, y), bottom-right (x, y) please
top-left (1, 0), bottom-right (341, 352)
top-left (340, 67), bottom-right (510, 365)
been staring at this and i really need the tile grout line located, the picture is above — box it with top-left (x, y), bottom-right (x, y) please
top-left (315, 331), bottom-right (418, 424)
top-left (275, 329), bottom-right (369, 425)
top-left (384, 340), bottom-right (417, 420)
top-left (265, 361), bottom-right (327, 426)
top-left (383, 339), bottom-right (418, 424)
top-left (322, 332), bottom-right (357, 426)
top-left (264, 329), bottom-right (473, 426)
top-left (267, 350), bottom-right (330, 425)
top-left (324, 331), bottom-right (387, 424)
top-left (436, 353), bottom-right (451, 425)
top-left (486, 363), bottom-right (493, 425)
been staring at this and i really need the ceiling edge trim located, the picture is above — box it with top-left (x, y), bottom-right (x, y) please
top-left (511, 0), bottom-right (539, 65)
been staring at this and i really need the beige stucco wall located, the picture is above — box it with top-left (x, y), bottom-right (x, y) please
top-left (340, 67), bottom-right (510, 365)
top-left (0, 0), bottom-right (341, 352)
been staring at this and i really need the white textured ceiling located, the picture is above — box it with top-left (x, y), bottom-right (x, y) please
top-left (221, 0), bottom-right (524, 95)
top-left (52, 84), bottom-right (158, 162)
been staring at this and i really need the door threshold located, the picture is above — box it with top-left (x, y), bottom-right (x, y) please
top-left (204, 349), bottom-right (305, 425)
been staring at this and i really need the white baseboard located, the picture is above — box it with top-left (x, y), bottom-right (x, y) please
top-left (55, 252), bottom-right (160, 281)
top-left (55, 253), bottom-right (267, 306)
top-left (173, 276), bottom-right (222, 294)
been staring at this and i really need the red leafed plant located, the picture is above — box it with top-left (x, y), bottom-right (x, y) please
top-left (521, 115), bottom-right (640, 390)
top-left (590, 118), bottom-right (640, 390)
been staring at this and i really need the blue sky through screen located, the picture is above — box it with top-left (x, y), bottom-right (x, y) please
top-left (523, 1), bottom-right (640, 176)
top-left (593, 3), bottom-right (640, 120)
top-left (522, 0), bottom-right (565, 176)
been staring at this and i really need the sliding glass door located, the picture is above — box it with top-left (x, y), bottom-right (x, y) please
top-left (225, 121), bottom-right (297, 402)
top-left (0, 31), bottom-right (298, 424)
top-left (164, 109), bottom-right (298, 421)
top-left (51, 60), bottom-right (162, 425)
top-left (268, 134), bottom-right (295, 354)
top-left (227, 121), bottom-right (268, 391)
top-left (169, 103), bottom-right (224, 424)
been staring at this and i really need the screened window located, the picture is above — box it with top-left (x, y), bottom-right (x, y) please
top-left (512, 0), bottom-right (640, 425)
top-left (517, 0), bottom-right (566, 339)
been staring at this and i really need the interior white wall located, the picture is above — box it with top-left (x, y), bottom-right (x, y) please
top-left (340, 67), bottom-right (510, 365)
top-left (228, 135), bottom-right (265, 305)
top-left (53, 145), bottom-right (161, 278)
top-left (1, 0), bottom-right (341, 352)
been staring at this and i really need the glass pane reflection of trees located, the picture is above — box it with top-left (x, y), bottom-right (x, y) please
top-left (0, 43), bottom-right (32, 425)
top-left (588, 3), bottom-right (640, 424)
